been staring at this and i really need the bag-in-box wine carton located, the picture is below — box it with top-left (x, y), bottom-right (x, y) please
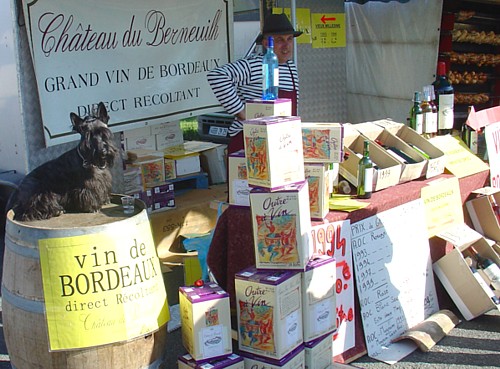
top-left (243, 116), bottom-right (304, 190)
top-left (235, 267), bottom-right (303, 360)
top-left (250, 181), bottom-right (312, 270)
top-left (179, 283), bottom-right (232, 362)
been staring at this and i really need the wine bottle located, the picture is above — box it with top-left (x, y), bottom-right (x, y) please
top-left (262, 36), bottom-right (279, 100)
top-left (408, 143), bottom-right (431, 160)
top-left (422, 88), bottom-right (437, 138)
top-left (469, 265), bottom-right (500, 305)
top-left (488, 194), bottom-right (500, 225)
top-left (409, 91), bottom-right (424, 135)
top-left (357, 140), bottom-right (373, 199)
top-left (433, 62), bottom-right (454, 135)
top-left (468, 246), bottom-right (500, 290)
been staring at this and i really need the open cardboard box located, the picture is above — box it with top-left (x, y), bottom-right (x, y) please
top-left (339, 124), bottom-right (402, 191)
top-left (466, 188), bottom-right (500, 242)
top-left (353, 121), bottom-right (427, 183)
top-left (371, 119), bottom-right (446, 179)
top-left (432, 224), bottom-right (500, 321)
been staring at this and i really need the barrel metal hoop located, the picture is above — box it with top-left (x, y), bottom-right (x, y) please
top-left (1, 285), bottom-right (45, 314)
top-left (5, 236), bottom-right (40, 259)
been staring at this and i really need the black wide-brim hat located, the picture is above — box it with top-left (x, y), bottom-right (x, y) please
top-left (256, 13), bottom-right (303, 44)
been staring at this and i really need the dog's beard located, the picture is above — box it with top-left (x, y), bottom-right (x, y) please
top-left (79, 129), bottom-right (118, 169)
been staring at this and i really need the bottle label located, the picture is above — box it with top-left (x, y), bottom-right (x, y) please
top-left (424, 112), bottom-right (437, 133)
top-left (274, 67), bottom-right (280, 88)
top-left (364, 167), bottom-right (373, 193)
top-left (438, 94), bottom-right (454, 130)
top-left (415, 114), bottom-right (423, 135)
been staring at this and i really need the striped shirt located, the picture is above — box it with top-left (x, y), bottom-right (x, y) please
top-left (207, 54), bottom-right (299, 136)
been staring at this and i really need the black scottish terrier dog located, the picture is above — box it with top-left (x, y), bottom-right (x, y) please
top-left (8, 102), bottom-right (118, 221)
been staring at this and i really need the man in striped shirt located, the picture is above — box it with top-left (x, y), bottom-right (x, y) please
top-left (207, 13), bottom-right (302, 154)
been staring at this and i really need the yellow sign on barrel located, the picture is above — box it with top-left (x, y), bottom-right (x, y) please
top-left (39, 219), bottom-right (169, 350)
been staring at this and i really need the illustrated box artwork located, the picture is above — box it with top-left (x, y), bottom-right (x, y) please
top-left (301, 256), bottom-right (337, 343)
top-left (243, 116), bottom-right (304, 190)
top-left (304, 163), bottom-right (330, 220)
top-left (250, 181), bottom-right (312, 270)
top-left (179, 283), bottom-right (232, 362)
top-left (301, 122), bottom-right (344, 163)
top-left (228, 149), bottom-right (250, 207)
top-left (235, 267), bottom-right (303, 360)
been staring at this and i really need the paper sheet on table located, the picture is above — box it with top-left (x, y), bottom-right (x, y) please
top-left (329, 195), bottom-right (369, 212)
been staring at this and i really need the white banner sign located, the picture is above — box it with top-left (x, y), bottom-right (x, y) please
top-left (485, 122), bottom-right (500, 188)
top-left (22, 0), bottom-right (232, 146)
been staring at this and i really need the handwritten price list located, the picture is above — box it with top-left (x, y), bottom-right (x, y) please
top-left (351, 199), bottom-right (439, 362)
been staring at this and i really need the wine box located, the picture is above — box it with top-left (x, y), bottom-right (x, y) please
top-left (353, 121), bottom-right (427, 183)
top-left (243, 116), bottom-right (305, 190)
top-left (249, 181), bottom-right (313, 270)
top-left (123, 125), bottom-right (156, 150)
top-left (371, 119), bottom-right (446, 179)
top-left (228, 149), bottom-right (250, 207)
top-left (152, 120), bottom-right (184, 150)
top-left (179, 283), bottom-right (232, 362)
top-left (466, 188), bottom-right (500, 242)
top-left (301, 122), bottom-right (344, 163)
top-left (240, 345), bottom-right (305, 369)
top-left (245, 98), bottom-right (292, 119)
top-left (304, 163), bottom-right (330, 220)
top-left (304, 332), bottom-right (334, 369)
top-left (339, 125), bottom-right (401, 192)
top-left (302, 256), bottom-right (337, 343)
top-left (131, 155), bottom-right (166, 188)
top-left (163, 145), bottom-right (202, 177)
top-left (433, 225), bottom-right (500, 320)
top-left (177, 353), bottom-right (244, 369)
top-left (235, 267), bottom-right (303, 360)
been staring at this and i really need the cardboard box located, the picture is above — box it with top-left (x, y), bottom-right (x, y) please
top-left (243, 116), bottom-right (304, 190)
top-left (124, 126), bottom-right (156, 150)
top-left (245, 98), bottom-right (292, 119)
top-left (301, 122), bottom-right (344, 163)
top-left (200, 144), bottom-right (227, 185)
top-left (304, 163), bottom-right (330, 220)
top-left (149, 185), bottom-right (227, 259)
top-left (372, 119), bottom-right (446, 179)
top-left (466, 188), bottom-right (500, 242)
top-left (433, 226), bottom-right (500, 320)
top-left (152, 121), bottom-right (184, 150)
top-left (301, 256), bottom-right (336, 342)
top-left (250, 181), bottom-right (312, 270)
top-left (235, 267), bottom-right (303, 360)
top-left (132, 155), bottom-right (166, 188)
top-left (151, 183), bottom-right (175, 212)
top-left (164, 158), bottom-right (176, 180)
top-left (178, 353), bottom-right (244, 369)
top-left (228, 149), bottom-right (250, 207)
top-left (353, 122), bottom-right (426, 183)
top-left (304, 333), bottom-right (334, 369)
top-left (240, 345), bottom-right (305, 369)
top-left (339, 125), bottom-right (401, 192)
top-left (179, 283), bottom-right (232, 362)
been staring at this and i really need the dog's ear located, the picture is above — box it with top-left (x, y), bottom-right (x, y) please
top-left (97, 102), bottom-right (110, 124)
top-left (70, 112), bottom-right (84, 133)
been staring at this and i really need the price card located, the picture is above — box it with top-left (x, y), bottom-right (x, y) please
top-left (485, 122), bottom-right (500, 188)
top-left (209, 126), bottom-right (228, 137)
top-left (351, 199), bottom-right (439, 364)
top-left (310, 220), bottom-right (355, 357)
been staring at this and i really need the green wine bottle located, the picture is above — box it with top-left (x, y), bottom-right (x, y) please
top-left (357, 140), bottom-right (373, 199)
top-left (409, 91), bottom-right (423, 134)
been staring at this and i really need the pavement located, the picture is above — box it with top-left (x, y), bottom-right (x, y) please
top-left (0, 183), bottom-right (498, 368)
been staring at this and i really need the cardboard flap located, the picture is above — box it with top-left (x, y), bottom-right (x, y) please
top-left (436, 223), bottom-right (483, 251)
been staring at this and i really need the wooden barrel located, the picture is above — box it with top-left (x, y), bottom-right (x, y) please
top-left (2, 196), bottom-right (168, 369)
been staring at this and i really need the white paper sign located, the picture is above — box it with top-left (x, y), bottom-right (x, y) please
top-left (351, 200), bottom-right (439, 364)
top-left (310, 220), bottom-right (354, 358)
top-left (22, 0), bottom-right (232, 146)
top-left (485, 122), bottom-right (500, 189)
